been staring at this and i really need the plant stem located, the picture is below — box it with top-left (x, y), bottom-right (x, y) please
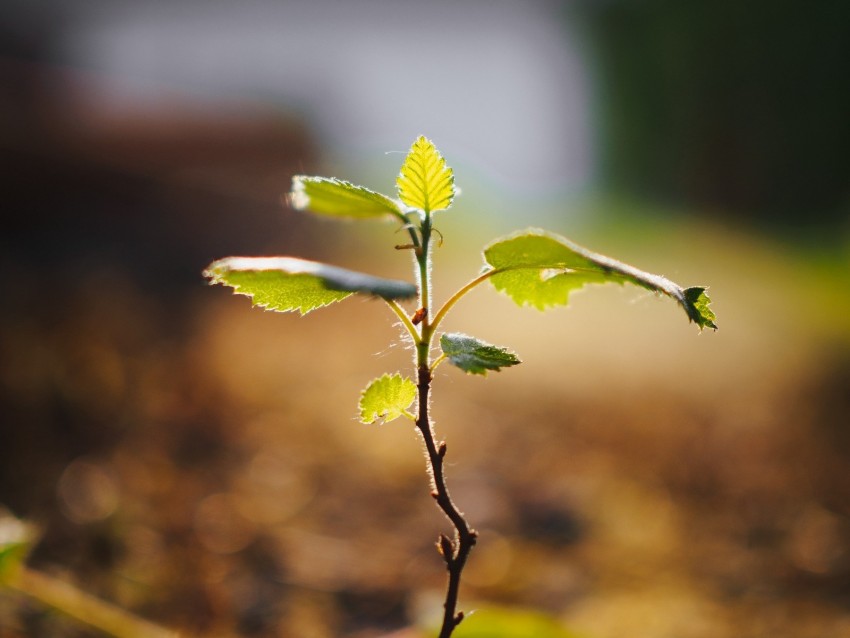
top-left (6, 566), bottom-right (179, 638)
top-left (415, 366), bottom-right (477, 637)
top-left (413, 213), bottom-right (477, 638)
top-left (418, 214), bottom-right (432, 326)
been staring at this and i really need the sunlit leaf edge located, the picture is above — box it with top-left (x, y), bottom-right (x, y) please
top-left (288, 176), bottom-right (405, 220)
top-left (204, 256), bottom-right (417, 315)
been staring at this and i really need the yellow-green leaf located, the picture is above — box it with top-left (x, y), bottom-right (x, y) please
top-left (358, 374), bottom-right (417, 424)
top-left (396, 136), bottom-right (455, 214)
top-left (288, 176), bottom-right (404, 220)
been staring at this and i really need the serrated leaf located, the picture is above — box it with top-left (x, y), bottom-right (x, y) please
top-left (483, 229), bottom-right (717, 330)
top-left (204, 257), bottom-right (417, 315)
top-left (396, 136), bottom-right (455, 214)
top-left (358, 373), bottom-right (417, 424)
top-left (440, 333), bottom-right (521, 376)
top-left (288, 176), bottom-right (405, 220)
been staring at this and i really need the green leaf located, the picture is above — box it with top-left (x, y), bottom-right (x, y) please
top-left (358, 374), bottom-right (417, 424)
top-left (288, 176), bottom-right (404, 220)
top-left (485, 268), bottom-right (611, 312)
top-left (440, 333), bottom-right (521, 376)
top-left (483, 229), bottom-right (717, 330)
top-left (0, 511), bottom-right (35, 584)
top-left (204, 257), bottom-right (417, 315)
top-left (396, 136), bottom-right (455, 214)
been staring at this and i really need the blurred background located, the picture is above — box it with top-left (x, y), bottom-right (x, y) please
top-left (1, 1), bottom-right (849, 636)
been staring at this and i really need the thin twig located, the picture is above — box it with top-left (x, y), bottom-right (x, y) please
top-left (415, 365), bottom-right (477, 638)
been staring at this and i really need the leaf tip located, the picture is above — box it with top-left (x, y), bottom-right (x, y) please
top-left (396, 135), bottom-right (455, 214)
top-left (202, 259), bottom-right (229, 284)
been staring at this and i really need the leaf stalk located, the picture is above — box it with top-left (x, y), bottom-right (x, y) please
top-left (384, 299), bottom-right (419, 343)
top-left (431, 269), bottom-right (498, 330)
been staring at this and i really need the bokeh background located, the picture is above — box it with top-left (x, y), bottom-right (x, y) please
top-left (2, 1), bottom-right (849, 636)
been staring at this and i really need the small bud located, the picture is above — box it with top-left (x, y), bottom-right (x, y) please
top-left (411, 307), bottom-right (428, 325)
top-left (438, 441), bottom-right (447, 457)
top-left (430, 490), bottom-right (439, 500)
top-left (454, 611), bottom-right (465, 626)
top-left (437, 533), bottom-right (454, 560)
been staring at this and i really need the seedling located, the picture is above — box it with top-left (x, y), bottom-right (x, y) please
top-left (204, 136), bottom-right (716, 637)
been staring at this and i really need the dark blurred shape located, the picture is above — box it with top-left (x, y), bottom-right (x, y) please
top-left (0, 57), bottom-right (318, 291)
top-left (582, 0), bottom-right (850, 230)
top-left (0, 68), bottom-right (316, 503)
top-left (0, 16), bottom-right (318, 637)
top-left (514, 497), bottom-right (584, 547)
top-left (335, 587), bottom-right (408, 636)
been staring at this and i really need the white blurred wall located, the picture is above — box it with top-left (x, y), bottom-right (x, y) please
top-left (57, 0), bottom-right (592, 201)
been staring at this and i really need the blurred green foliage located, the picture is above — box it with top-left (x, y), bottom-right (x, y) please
top-left (0, 512), bottom-right (33, 584)
top-left (450, 606), bottom-right (580, 638)
top-left (582, 0), bottom-right (850, 229)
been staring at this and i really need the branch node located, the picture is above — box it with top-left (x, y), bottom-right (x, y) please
top-left (438, 534), bottom-right (454, 562)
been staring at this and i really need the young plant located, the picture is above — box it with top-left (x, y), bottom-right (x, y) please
top-left (204, 136), bottom-right (716, 637)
